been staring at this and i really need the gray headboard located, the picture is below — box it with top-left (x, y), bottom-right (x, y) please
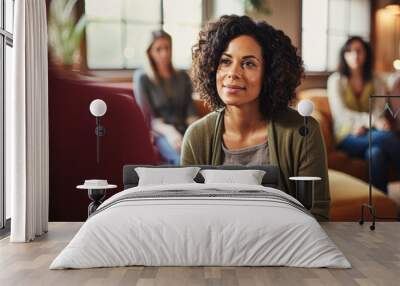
top-left (123, 165), bottom-right (280, 189)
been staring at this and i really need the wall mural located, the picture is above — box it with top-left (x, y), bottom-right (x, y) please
top-left (47, 0), bottom-right (400, 223)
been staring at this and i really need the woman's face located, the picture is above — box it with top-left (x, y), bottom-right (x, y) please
top-left (216, 35), bottom-right (264, 107)
top-left (149, 37), bottom-right (172, 69)
top-left (344, 40), bottom-right (366, 70)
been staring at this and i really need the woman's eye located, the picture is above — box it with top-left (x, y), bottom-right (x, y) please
top-left (219, 58), bottom-right (231, 65)
top-left (243, 61), bottom-right (256, 68)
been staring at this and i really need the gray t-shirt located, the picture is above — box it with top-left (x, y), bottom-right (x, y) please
top-left (133, 69), bottom-right (196, 134)
top-left (222, 141), bottom-right (270, 166)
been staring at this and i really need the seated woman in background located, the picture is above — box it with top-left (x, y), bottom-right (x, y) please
top-left (133, 30), bottom-right (198, 165)
top-left (327, 36), bottom-right (400, 194)
top-left (181, 15), bottom-right (330, 221)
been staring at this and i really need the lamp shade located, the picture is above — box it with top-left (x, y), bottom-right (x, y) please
top-left (89, 99), bottom-right (107, 117)
top-left (297, 99), bottom-right (314, 117)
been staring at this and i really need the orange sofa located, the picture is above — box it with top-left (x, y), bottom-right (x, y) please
top-left (298, 89), bottom-right (398, 221)
top-left (298, 89), bottom-right (400, 183)
top-left (298, 89), bottom-right (370, 181)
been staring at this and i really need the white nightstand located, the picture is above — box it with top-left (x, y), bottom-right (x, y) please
top-left (77, 180), bottom-right (117, 217)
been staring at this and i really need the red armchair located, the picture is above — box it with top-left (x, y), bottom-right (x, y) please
top-left (49, 69), bottom-right (159, 221)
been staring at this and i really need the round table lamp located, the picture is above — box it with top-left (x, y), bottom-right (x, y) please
top-left (90, 99), bottom-right (107, 117)
top-left (298, 99), bottom-right (314, 117)
top-left (89, 99), bottom-right (107, 163)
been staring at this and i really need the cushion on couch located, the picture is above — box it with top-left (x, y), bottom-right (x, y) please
top-left (329, 169), bottom-right (397, 221)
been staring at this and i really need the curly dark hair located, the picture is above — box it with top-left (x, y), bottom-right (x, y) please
top-left (191, 15), bottom-right (304, 120)
top-left (338, 36), bottom-right (373, 82)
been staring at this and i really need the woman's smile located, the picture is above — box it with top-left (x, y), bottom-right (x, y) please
top-left (222, 84), bottom-right (246, 94)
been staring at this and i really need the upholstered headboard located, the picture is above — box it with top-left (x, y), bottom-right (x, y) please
top-left (123, 165), bottom-right (280, 189)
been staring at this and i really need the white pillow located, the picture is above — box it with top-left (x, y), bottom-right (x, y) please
top-left (135, 167), bottom-right (201, 186)
top-left (200, 169), bottom-right (266, 185)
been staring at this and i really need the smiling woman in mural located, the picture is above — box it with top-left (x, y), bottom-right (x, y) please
top-left (328, 36), bottom-right (400, 194)
top-left (181, 15), bottom-right (330, 220)
top-left (133, 30), bottom-right (198, 165)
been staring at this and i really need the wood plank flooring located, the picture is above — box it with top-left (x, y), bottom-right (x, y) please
top-left (0, 222), bottom-right (399, 286)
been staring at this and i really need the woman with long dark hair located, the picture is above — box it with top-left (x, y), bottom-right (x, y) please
top-left (327, 36), bottom-right (400, 193)
top-left (133, 30), bottom-right (198, 164)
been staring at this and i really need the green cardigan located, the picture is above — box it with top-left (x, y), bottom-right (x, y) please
top-left (181, 108), bottom-right (330, 221)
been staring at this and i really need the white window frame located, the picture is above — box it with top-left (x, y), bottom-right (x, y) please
top-left (84, 0), bottom-right (204, 70)
top-left (301, 0), bottom-right (371, 73)
top-left (1, 0), bottom-right (14, 231)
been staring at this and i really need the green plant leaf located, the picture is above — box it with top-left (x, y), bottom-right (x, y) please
top-left (245, 0), bottom-right (272, 14)
top-left (48, 0), bottom-right (87, 66)
top-left (62, 0), bottom-right (79, 23)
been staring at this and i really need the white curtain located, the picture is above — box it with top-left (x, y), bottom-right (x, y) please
top-left (7, 0), bottom-right (49, 242)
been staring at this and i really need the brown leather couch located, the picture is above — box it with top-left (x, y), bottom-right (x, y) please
top-left (298, 88), bottom-right (399, 183)
top-left (298, 89), bottom-right (398, 221)
top-left (298, 89), bottom-right (369, 181)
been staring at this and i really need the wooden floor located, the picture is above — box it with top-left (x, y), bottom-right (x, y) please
top-left (1, 222), bottom-right (400, 286)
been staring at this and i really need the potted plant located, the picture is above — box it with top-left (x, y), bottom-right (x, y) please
top-left (48, 0), bottom-right (86, 70)
top-left (244, 0), bottom-right (272, 15)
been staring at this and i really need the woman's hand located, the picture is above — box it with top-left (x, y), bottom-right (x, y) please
top-left (152, 119), bottom-right (183, 152)
top-left (352, 126), bottom-right (368, 136)
top-left (172, 136), bottom-right (183, 152)
top-left (164, 128), bottom-right (182, 152)
top-left (375, 117), bottom-right (392, 131)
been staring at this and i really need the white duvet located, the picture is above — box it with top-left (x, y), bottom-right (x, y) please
top-left (50, 183), bottom-right (350, 269)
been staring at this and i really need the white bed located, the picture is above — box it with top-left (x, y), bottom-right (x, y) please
top-left (50, 182), bottom-right (350, 269)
